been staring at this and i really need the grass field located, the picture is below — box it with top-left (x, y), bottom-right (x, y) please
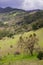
top-left (0, 28), bottom-right (43, 65)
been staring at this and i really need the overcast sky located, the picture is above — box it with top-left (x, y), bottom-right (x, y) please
top-left (0, 0), bottom-right (43, 10)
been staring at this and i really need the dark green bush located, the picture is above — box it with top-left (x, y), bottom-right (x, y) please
top-left (37, 51), bottom-right (43, 60)
top-left (10, 45), bottom-right (13, 48)
top-left (32, 24), bottom-right (38, 30)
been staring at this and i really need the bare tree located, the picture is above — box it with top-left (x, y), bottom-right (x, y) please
top-left (18, 33), bottom-right (39, 56)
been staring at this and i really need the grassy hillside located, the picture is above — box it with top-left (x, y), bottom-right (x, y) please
top-left (0, 8), bottom-right (43, 65)
top-left (0, 28), bottom-right (43, 65)
top-left (0, 28), bottom-right (43, 55)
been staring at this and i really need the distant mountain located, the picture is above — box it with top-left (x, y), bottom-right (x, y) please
top-left (0, 7), bottom-right (4, 13)
top-left (0, 7), bottom-right (25, 13)
top-left (0, 7), bottom-right (41, 13)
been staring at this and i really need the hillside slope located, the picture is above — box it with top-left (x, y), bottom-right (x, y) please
top-left (0, 28), bottom-right (43, 65)
top-left (0, 28), bottom-right (43, 56)
top-left (0, 8), bottom-right (43, 65)
top-left (0, 8), bottom-right (43, 37)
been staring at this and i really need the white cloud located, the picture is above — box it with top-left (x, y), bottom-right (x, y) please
top-left (22, 0), bottom-right (43, 10)
top-left (0, 0), bottom-right (43, 10)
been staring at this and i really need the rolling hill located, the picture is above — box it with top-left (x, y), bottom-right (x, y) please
top-left (0, 7), bottom-right (43, 65)
top-left (0, 8), bottom-right (43, 37)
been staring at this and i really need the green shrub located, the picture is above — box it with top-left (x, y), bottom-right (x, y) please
top-left (32, 24), bottom-right (38, 30)
top-left (0, 56), bottom-right (2, 61)
top-left (10, 45), bottom-right (13, 48)
top-left (37, 51), bottom-right (43, 60)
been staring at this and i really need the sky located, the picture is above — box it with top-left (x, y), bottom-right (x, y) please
top-left (0, 0), bottom-right (43, 10)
